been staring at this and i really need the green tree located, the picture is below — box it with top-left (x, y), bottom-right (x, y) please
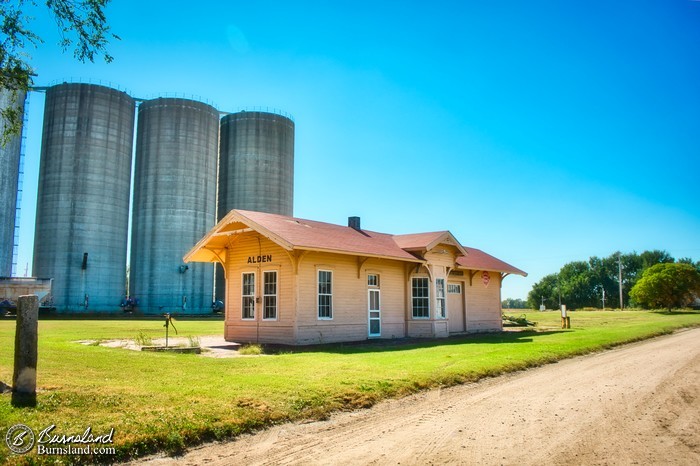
top-left (558, 260), bottom-right (596, 308)
top-left (528, 250), bottom-right (684, 310)
top-left (502, 298), bottom-right (528, 309)
top-left (629, 263), bottom-right (700, 310)
top-left (1, 0), bottom-right (118, 144)
top-left (588, 255), bottom-right (619, 307)
top-left (527, 273), bottom-right (560, 310)
top-left (677, 257), bottom-right (700, 273)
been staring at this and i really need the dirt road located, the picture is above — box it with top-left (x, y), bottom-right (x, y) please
top-left (136, 328), bottom-right (700, 465)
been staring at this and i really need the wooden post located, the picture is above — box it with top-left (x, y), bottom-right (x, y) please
top-left (560, 305), bottom-right (568, 329)
top-left (12, 295), bottom-right (38, 407)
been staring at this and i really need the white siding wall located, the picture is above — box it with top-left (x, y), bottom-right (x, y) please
top-left (220, 233), bottom-right (507, 344)
top-left (296, 253), bottom-right (408, 344)
top-left (465, 271), bottom-right (503, 332)
top-left (224, 233), bottom-right (296, 344)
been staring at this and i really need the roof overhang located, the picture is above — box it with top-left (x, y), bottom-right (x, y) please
top-left (183, 210), bottom-right (291, 265)
top-left (184, 210), bottom-right (424, 266)
top-left (454, 248), bottom-right (528, 277)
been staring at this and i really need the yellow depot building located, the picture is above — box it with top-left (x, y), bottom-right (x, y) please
top-left (185, 210), bottom-right (526, 345)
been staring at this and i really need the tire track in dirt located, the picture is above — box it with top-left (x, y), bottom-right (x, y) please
top-left (132, 328), bottom-right (700, 465)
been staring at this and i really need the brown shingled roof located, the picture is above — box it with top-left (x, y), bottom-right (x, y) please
top-left (237, 210), bottom-right (421, 262)
top-left (393, 231), bottom-right (467, 256)
top-left (184, 210), bottom-right (422, 263)
top-left (456, 247), bottom-right (527, 276)
top-left (185, 210), bottom-right (526, 276)
top-left (393, 231), bottom-right (448, 250)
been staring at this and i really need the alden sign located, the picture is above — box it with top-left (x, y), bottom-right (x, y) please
top-left (247, 254), bottom-right (272, 264)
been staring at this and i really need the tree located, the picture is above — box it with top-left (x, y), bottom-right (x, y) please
top-left (502, 298), bottom-right (528, 309)
top-left (528, 250), bottom-right (686, 310)
top-left (558, 260), bottom-right (596, 309)
top-left (588, 255), bottom-right (620, 307)
top-left (527, 273), bottom-right (560, 310)
top-left (1, 0), bottom-right (118, 144)
top-left (677, 257), bottom-right (700, 273)
top-left (629, 263), bottom-right (700, 310)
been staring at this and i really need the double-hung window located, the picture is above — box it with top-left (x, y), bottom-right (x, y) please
top-left (318, 270), bottom-right (333, 319)
top-left (436, 278), bottom-right (446, 319)
top-left (412, 277), bottom-right (430, 318)
top-left (241, 272), bottom-right (255, 319)
top-left (263, 271), bottom-right (277, 320)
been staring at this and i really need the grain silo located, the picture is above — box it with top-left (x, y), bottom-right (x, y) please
top-left (33, 83), bottom-right (135, 311)
top-left (215, 111), bottom-right (295, 301)
top-left (0, 89), bottom-right (26, 277)
top-left (218, 111), bottom-right (294, 218)
top-left (130, 98), bottom-right (219, 314)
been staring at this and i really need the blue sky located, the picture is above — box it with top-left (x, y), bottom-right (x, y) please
top-left (14, 0), bottom-right (700, 300)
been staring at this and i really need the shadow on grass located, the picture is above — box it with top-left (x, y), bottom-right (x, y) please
top-left (263, 329), bottom-right (570, 355)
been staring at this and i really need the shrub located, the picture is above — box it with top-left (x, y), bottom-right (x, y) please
top-left (134, 331), bottom-right (153, 347)
top-left (239, 343), bottom-right (264, 355)
top-left (187, 335), bottom-right (201, 348)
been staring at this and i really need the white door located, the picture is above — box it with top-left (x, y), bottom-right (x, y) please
top-left (448, 282), bottom-right (465, 333)
top-left (368, 289), bottom-right (381, 337)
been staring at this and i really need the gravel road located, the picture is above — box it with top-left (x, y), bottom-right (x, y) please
top-left (133, 328), bottom-right (700, 465)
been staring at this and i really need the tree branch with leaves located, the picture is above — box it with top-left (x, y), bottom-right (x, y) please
top-left (0, 0), bottom-right (118, 145)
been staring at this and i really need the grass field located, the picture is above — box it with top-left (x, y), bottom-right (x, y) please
top-left (1, 310), bottom-right (699, 464)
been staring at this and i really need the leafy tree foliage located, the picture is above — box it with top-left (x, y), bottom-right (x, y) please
top-left (629, 263), bottom-right (700, 310)
top-left (528, 273), bottom-right (560, 310)
top-left (502, 298), bottom-right (528, 309)
top-left (527, 250), bottom-right (691, 310)
top-left (1, 0), bottom-right (117, 144)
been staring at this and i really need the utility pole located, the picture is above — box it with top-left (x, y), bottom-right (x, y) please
top-left (602, 286), bottom-right (606, 310)
top-left (618, 254), bottom-right (624, 310)
top-left (558, 275), bottom-right (562, 309)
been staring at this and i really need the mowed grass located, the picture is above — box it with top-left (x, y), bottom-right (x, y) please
top-left (1, 311), bottom-right (699, 464)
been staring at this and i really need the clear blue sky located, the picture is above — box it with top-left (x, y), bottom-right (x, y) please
top-left (15, 0), bottom-right (700, 300)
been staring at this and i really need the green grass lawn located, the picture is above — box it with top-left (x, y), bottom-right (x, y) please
top-left (1, 310), bottom-right (699, 464)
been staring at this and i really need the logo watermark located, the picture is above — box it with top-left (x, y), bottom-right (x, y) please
top-left (5, 424), bottom-right (35, 454)
top-left (5, 424), bottom-right (116, 456)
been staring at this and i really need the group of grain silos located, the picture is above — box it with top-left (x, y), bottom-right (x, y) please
top-left (29, 82), bottom-right (294, 313)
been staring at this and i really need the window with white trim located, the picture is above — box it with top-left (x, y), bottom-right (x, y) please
top-left (447, 283), bottom-right (462, 294)
top-left (318, 270), bottom-right (333, 319)
top-left (241, 272), bottom-right (255, 319)
top-left (412, 277), bottom-right (430, 319)
top-left (436, 278), bottom-right (446, 319)
top-left (368, 274), bottom-right (379, 287)
top-left (263, 271), bottom-right (277, 320)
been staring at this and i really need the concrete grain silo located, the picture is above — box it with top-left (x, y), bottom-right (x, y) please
top-left (130, 98), bottom-right (219, 314)
top-left (0, 89), bottom-right (26, 277)
top-left (33, 83), bottom-right (135, 311)
top-left (218, 111), bottom-right (294, 218)
top-left (215, 111), bottom-right (295, 301)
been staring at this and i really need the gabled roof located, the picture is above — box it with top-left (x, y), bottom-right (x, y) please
top-left (184, 209), bottom-right (422, 264)
top-left (393, 231), bottom-right (467, 256)
top-left (185, 209), bottom-right (526, 276)
top-left (456, 247), bottom-right (527, 276)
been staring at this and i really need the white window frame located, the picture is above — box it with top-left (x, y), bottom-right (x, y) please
top-left (241, 272), bottom-right (255, 320)
top-left (412, 276), bottom-right (430, 319)
top-left (448, 283), bottom-right (462, 294)
top-left (263, 270), bottom-right (278, 321)
top-left (318, 269), bottom-right (333, 320)
top-left (436, 278), bottom-right (446, 319)
top-left (368, 273), bottom-right (381, 337)
top-left (367, 273), bottom-right (380, 287)
top-left (368, 288), bottom-right (381, 336)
